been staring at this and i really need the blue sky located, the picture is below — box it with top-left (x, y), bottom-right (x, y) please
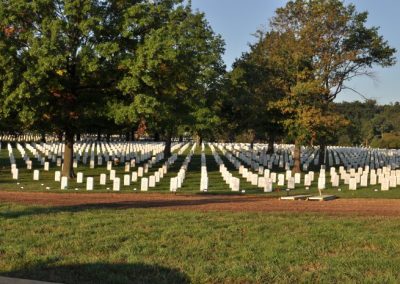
top-left (191, 0), bottom-right (400, 104)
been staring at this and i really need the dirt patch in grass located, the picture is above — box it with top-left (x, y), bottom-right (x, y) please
top-left (2, 191), bottom-right (400, 216)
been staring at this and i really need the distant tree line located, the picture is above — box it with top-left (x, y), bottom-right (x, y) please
top-left (334, 100), bottom-right (400, 148)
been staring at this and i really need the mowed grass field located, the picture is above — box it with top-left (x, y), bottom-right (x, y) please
top-left (1, 202), bottom-right (400, 283)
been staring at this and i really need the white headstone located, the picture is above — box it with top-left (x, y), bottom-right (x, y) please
top-left (277, 174), bottom-right (285, 186)
top-left (381, 178), bottom-right (389, 191)
top-left (271, 172), bottom-right (277, 183)
top-left (304, 174), bottom-right (311, 187)
top-left (86, 177), bottom-right (94, 190)
top-left (360, 174), bottom-right (368, 187)
top-left (258, 177), bottom-right (266, 188)
top-left (138, 167), bottom-right (144, 177)
top-left (177, 175), bottom-right (183, 188)
top-left (12, 168), bottom-right (18, 180)
top-left (370, 173), bottom-right (377, 185)
top-left (264, 179), bottom-right (273, 193)
top-left (149, 176), bottom-right (156, 188)
top-left (251, 174), bottom-right (258, 186)
top-left (44, 162), bottom-right (49, 171)
top-left (109, 170), bottom-right (116, 181)
top-left (140, 177), bottom-right (149, 191)
top-left (200, 177), bottom-right (208, 191)
top-left (294, 173), bottom-right (301, 184)
top-left (107, 161), bottom-right (112, 170)
top-left (349, 177), bottom-right (357, 190)
top-left (318, 176), bottom-right (326, 190)
top-left (100, 173), bottom-right (107, 185)
top-left (231, 177), bottom-right (240, 192)
top-left (55, 171), bottom-right (61, 181)
top-left (61, 176), bottom-right (68, 189)
top-left (113, 177), bottom-right (120, 191)
top-left (155, 172), bottom-right (160, 183)
top-left (33, 170), bottom-right (40, 181)
top-left (77, 172), bottom-right (83, 183)
top-left (123, 174), bottom-right (130, 186)
top-left (288, 177), bottom-right (295, 189)
top-left (131, 171), bottom-right (138, 182)
top-left (170, 177), bottom-right (178, 192)
top-left (332, 174), bottom-right (339, 187)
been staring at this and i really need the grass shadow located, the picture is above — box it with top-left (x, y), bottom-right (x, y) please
top-left (0, 196), bottom-right (263, 219)
top-left (1, 262), bottom-right (191, 284)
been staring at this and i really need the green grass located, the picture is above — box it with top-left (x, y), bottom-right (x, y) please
top-left (2, 202), bottom-right (400, 283)
top-left (1, 143), bottom-right (400, 198)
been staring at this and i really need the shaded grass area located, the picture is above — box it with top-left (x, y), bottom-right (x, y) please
top-left (2, 144), bottom-right (400, 198)
top-left (2, 202), bottom-right (400, 283)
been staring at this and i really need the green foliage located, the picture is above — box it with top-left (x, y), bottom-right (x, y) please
top-left (226, 33), bottom-right (286, 143)
top-left (257, 0), bottom-right (395, 147)
top-left (334, 101), bottom-right (400, 148)
top-left (118, 2), bottom-right (225, 139)
top-left (0, 0), bottom-right (126, 135)
top-left (371, 133), bottom-right (400, 149)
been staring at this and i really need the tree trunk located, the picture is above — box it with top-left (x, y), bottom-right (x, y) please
top-left (106, 133), bottom-right (111, 142)
top-left (57, 131), bottom-right (63, 142)
top-left (228, 132), bottom-right (235, 143)
top-left (195, 134), bottom-right (202, 145)
top-left (40, 132), bottom-right (46, 143)
top-left (318, 143), bottom-right (326, 167)
top-left (76, 132), bottom-right (81, 141)
top-left (131, 129), bottom-right (136, 141)
top-left (97, 131), bottom-right (101, 141)
top-left (62, 130), bottom-right (75, 178)
top-left (164, 134), bottom-right (172, 157)
top-left (292, 141), bottom-right (301, 173)
top-left (126, 131), bottom-right (131, 142)
top-left (267, 134), bottom-right (275, 154)
top-left (250, 136), bottom-right (256, 149)
top-left (179, 135), bottom-right (183, 142)
top-left (154, 132), bottom-right (160, 142)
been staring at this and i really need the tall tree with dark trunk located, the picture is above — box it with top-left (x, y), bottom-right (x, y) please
top-left (0, 1), bottom-right (132, 178)
top-left (117, 1), bottom-right (225, 157)
top-left (229, 34), bottom-right (285, 150)
top-left (265, 0), bottom-right (396, 172)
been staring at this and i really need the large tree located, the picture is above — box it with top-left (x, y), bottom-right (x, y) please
top-left (265, 0), bottom-right (396, 171)
top-left (229, 32), bottom-right (286, 151)
top-left (0, 0), bottom-right (132, 177)
top-left (117, 1), bottom-right (225, 156)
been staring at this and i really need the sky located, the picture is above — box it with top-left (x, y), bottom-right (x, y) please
top-left (191, 0), bottom-right (400, 104)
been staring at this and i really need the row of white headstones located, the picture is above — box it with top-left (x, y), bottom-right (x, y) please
top-left (210, 143), bottom-right (400, 192)
top-left (7, 141), bottom-right (188, 191)
top-left (226, 142), bottom-right (400, 173)
top-left (5, 140), bottom-right (400, 192)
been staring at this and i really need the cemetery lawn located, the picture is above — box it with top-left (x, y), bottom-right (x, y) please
top-left (2, 202), bottom-right (400, 283)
